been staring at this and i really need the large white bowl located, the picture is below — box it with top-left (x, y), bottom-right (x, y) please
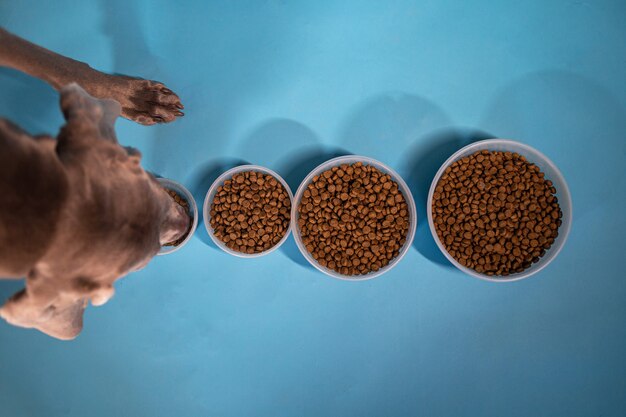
top-left (157, 178), bottom-right (199, 255)
top-left (291, 155), bottom-right (417, 281)
top-left (427, 139), bottom-right (572, 282)
top-left (203, 165), bottom-right (293, 258)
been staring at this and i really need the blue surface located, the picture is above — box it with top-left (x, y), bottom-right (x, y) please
top-left (1, 1), bottom-right (625, 416)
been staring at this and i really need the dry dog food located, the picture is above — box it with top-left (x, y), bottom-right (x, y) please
top-left (164, 189), bottom-right (192, 247)
top-left (432, 150), bottom-right (562, 276)
top-left (298, 162), bottom-right (410, 276)
top-left (210, 171), bottom-right (291, 254)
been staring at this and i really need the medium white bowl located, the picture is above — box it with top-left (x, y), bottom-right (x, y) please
top-left (203, 165), bottom-right (293, 258)
top-left (291, 155), bottom-right (417, 281)
top-left (157, 178), bottom-right (198, 255)
top-left (427, 139), bottom-right (572, 282)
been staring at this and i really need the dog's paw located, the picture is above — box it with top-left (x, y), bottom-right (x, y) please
top-left (116, 78), bottom-right (184, 126)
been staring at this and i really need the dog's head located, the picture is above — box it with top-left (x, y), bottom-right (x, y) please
top-left (0, 84), bottom-right (190, 339)
top-left (55, 83), bottom-right (191, 268)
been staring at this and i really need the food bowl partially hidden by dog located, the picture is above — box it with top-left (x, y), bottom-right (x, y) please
top-left (203, 165), bottom-right (293, 258)
top-left (157, 178), bottom-right (198, 255)
top-left (427, 139), bottom-right (572, 282)
top-left (291, 156), bottom-right (417, 281)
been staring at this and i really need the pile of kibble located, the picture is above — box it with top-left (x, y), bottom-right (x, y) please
top-left (432, 150), bottom-right (562, 276)
top-left (298, 162), bottom-right (411, 276)
top-left (210, 171), bottom-right (291, 254)
top-left (164, 188), bottom-right (192, 247)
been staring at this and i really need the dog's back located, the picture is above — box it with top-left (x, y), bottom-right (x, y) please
top-left (0, 119), bottom-right (68, 278)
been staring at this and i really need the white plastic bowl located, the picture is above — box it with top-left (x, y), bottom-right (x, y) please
top-left (291, 155), bottom-right (417, 281)
top-left (203, 165), bottom-right (293, 258)
top-left (157, 178), bottom-right (199, 255)
top-left (427, 139), bottom-right (572, 282)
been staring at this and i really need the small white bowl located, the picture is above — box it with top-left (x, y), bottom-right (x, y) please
top-left (291, 155), bottom-right (417, 281)
top-left (427, 139), bottom-right (572, 282)
top-left (203, 165), bottom-right (293, 258)
top-left (157, 178), bottom-right (199, 255)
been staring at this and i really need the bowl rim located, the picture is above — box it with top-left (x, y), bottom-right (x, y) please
top-left (290, 155), bottom-right (418, 281)
top-left (426, 138), bottom-right (573, 282)
top-left (156, 178), bottom-right (199, 256)
top-left (203, 164), bottom-right (293, 258)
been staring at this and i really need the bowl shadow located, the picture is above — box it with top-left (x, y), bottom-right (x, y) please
top-left (235, 118), bottom-right (319, 170)
top-left (185, 157), bottom-right (249, 249)
top-left (339, 92), bottom-right (450, 165)
top-left (402, 127), bottom-right (495, 268)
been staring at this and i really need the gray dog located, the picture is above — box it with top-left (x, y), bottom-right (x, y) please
top-left (0, 28), bottom-right (190, 339)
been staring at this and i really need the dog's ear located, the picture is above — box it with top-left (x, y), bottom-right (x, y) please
top-left (0, 271), bottom-right (114, 340)
top-left (0, 286), bottom-right (86, 340)
top-left (58, 83), bottom-right (121, 144)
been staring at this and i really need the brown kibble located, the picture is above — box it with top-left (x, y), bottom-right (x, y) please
top-left (297, 162), bottom-right (410, 277)
top-left (162, 188), bottom-right (193, 247)
top-left (210, 170), bottom-right (291, 254)
top-left (432, 150), bottom-right (561, 276)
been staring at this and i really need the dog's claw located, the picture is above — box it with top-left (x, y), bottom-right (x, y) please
top-left (174, 110), bottom-right (184, 117)
top-left (175, 102), bottom-right (184, 110)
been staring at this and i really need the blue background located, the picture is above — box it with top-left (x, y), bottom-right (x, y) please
top-left (1, 1), bottom-right (625, 416)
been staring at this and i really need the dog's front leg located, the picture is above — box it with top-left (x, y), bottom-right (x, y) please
top-left (0, 27), bottom-right (184, 125)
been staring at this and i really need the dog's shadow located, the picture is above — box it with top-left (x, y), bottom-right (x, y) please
top-left (402, 127), bottom-right (495, 267)
top-left (185, 158), bottom-right (249, 249)
top-left (0, 280), bottom-right (24, 308)
top-left (99, 0), bottom-right (160, 79)
top-left (275, 145), bottom-right (351, 269)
